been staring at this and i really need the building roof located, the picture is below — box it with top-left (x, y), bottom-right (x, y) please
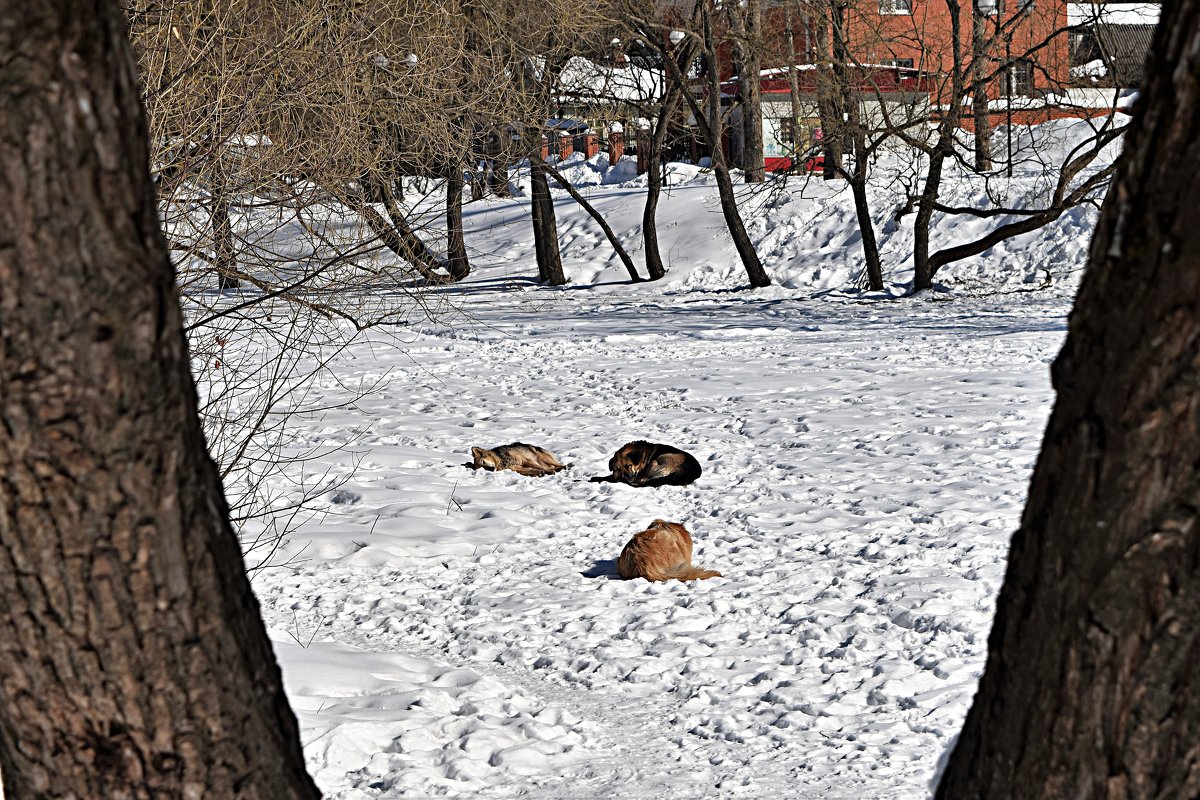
top-left (556, 57), bottom-right (663, 106)
top-left (1067, 2), bottom-right (1160, 26)
top-left (1094, 24), bottom-right (1157, 84)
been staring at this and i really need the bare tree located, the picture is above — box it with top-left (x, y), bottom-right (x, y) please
top-left (802, 0), bottom-right (1124, 292)
top-left (0, 1), bottom-right (319, 796)
top-left (634, 0), bottom-right (772, 288)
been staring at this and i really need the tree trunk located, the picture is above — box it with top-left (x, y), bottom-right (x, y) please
top-left (0, 3), bottom-right (320, 798)
top-left (935, 1), bottom-right (1200, 796)
top-left (529, 156), bottom-right (566, 285)
top-left (849, 138), bottom-right (884, 290)
top-left (784, 6), bottom-right (807, 173)
top-left (912, 0), bottom-right (964, 293)
top-left (816, 6), bottom-right (844, 181)
top-left (352, 189), bottom-right (450, 284)
top-left (697, 1), bottom-right (771, 288)
top-left (912, 141), bottom-right (949, 291)
top-left (828, 1), bottom-right (883, 290)
top-left (971, 2), bottom-right (993, 172)
top-left (212, 166), bottom-right (239, 290)
top-left (730, 0), bottom-right (765, 183)
top-left (743, 0), bottom-right (765, 183)
top-left (445, 165), bottom-right (470, 280)
top-left (642, 89), bottom-right (676, 281)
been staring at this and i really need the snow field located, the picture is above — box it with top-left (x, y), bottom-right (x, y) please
top-left (255, 292), bottom-right (1070, 798)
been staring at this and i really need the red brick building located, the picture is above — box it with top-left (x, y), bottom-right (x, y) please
top-left (718, 0), bottom-right (1073, 121)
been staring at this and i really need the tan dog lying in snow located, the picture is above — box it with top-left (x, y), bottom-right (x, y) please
top-left (617, 520), bottom-right (721, 582)
top-left (465, 442), bottom-right (569, 477)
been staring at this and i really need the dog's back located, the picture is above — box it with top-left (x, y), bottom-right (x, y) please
top-left (591, 441), bottom-right (702, 487)
top-left (617, 520), bottom-right (721, 582)
top-left (467, 442), bottom-right (568, 477)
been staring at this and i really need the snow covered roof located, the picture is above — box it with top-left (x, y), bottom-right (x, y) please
top-left (545, 118), bottom-right (589, 133)
top-left (1067, 2), bottom-right (1160, 27)
top-left (556, 57), bottom-right (664, 104)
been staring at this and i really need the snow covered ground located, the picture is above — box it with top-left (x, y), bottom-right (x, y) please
top-left (213, 129), bottom-right (1108, 797)
top-left (254, 286), bottom-right (1069, 798)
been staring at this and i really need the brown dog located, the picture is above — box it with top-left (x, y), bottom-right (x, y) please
top-left (465, 443), bottom-right (569, 477)
top-left (617, 520), bottom-right (721, 582)
top-left (590, 440), bottom-right (702, 487)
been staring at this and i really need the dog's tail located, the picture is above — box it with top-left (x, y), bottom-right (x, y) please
top-left (664, 564), bottom-right (722, 582)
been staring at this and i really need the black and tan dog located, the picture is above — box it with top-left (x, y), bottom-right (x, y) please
top-left (465, 443), bottom-right (569, 477)
top-left (617, 520), bottom-right (721, 582)
top-left (590, 440), bottom-right (701, 487)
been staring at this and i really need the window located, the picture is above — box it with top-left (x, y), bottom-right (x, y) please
top-left (879, 0), bottom-right (912, 15)
top-left (1009, 59), bottom-right (1035, 94)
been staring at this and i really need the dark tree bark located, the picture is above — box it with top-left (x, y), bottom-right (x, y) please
top-left (352, 189), bottom-right (452, 284)
top-left (521, 55), bottom-right (567, 286)
top-left (211, 167), bottom-right (239, 290)
top-left (642, 88), bottom-right (678, 281)
top-left (445, 165), bottom-right (470, 281)
top-left (0, 3), bottom-right (320, 798)
top-left (729, 0), bottom-right (765, 183)
top-left (936, 1), bottom-right (1200, 796)
top-left (848, 135), bottom-right (883, 291)
top-left (783, 5), bottom-right (807, 169)
top-left (816, 5), bottom-right (843, 182)
top-left (912, 0), bottom-right (964, 292)
top-left (637, 33), bottom-right (696, 282)
top-left (529, 155), bottom-right (566, 285)
top-left (828, 5), bottom-right (883, 290)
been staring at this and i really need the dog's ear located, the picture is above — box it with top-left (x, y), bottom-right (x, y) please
top-left (470, 447), bottom-right (487, 463)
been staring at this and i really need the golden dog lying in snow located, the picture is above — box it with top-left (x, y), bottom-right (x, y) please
top-left (617, 520), bottom-right (721, 582)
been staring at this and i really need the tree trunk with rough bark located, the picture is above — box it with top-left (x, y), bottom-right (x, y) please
top-left (971, 2), bottom-right (993, 172)
top-left (529, 156), bottom-right (566, 285)
top-left (642, 38), bottom-right (696, 282)
top-left (445, 165), bottom-right (470, 280)
top-left (828, 3), bottom-right (883, 290)
top-left (212, 168), bottom-right (239, 290)
top-left (784, 6), bottom-right (807, 172)
top-left (0, 3), bottom-right (320, 798)
top-left (730, 0), bottom-right (765, 183)
top-left (912, 0), bottom-right (964, 292)
top-left (848, 136), bottom-right (883, 290)
top-left (642, 93), bottom-right (675, 281)
top-left (935, 1), bottom-right (1200, 796)
top-left (816, 6), bottom-right (843, 181)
